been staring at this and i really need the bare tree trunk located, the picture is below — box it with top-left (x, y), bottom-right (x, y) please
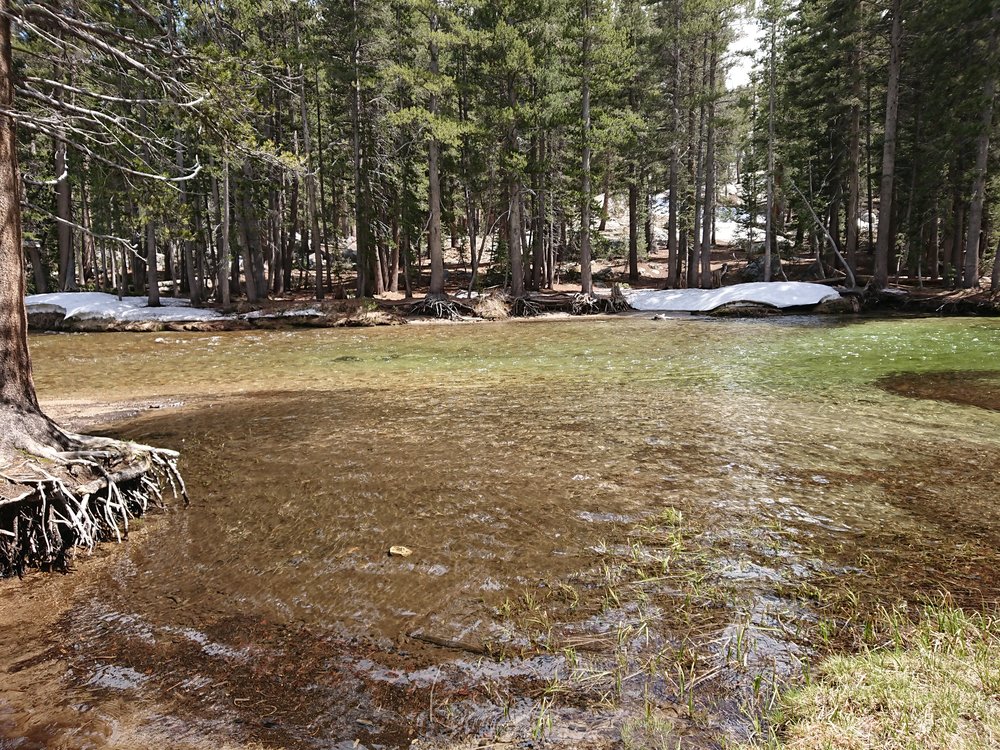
top-left (874, 0), bottom-right (903, 289)
top-left (146, 223), bottom-right (160, 306)
top-left (690, 41), bottom-right (707, 288)
top-left (427, 10), bottom-right (445, 297)
top-left (389, 208), bottom-right (400, 293)
top-left (80, 178), bottom-right (95, 286)
top-left (298, 76), bottom-right (324, 300)
top-left (531, 138), bottom-right (544, 291)
top-left (845, 0), bottom-right (862, 272)
top-left (764, 16), bottom-right (776, 283)
top-left (666, 1), bottom-right (681, 289)
top-left (580, 0), bottom-right (593, 295)
top-left (0, 4), bottom-right (37, 409)
top-left (628, 174), bottom-right (639, 283)
top-left (507, 74), bottom-right (525, 299)
top-left (54, 139), bottom-right (75, 291)
top-left (176, 143), bottom-right (201, 305)
top-left (285, 172), bottom-right (299, 293)
top-left (27, 243), bottom-right (47, 294)
top-left (962, 15), bottom-right (996, 288)
top-left (701, 39), bottom-right (717, 289)
top-left (992, 235), bottom-right (1000, 292)
top-left (219, 158), bottom-right (232, 312)
top-left (351, 0), bottom-right (374, 298)
top-left (314, 71), bottom-right (332, 293)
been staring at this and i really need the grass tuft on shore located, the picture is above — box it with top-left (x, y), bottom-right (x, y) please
top-left (754, 604), bottom-right (1000, 750)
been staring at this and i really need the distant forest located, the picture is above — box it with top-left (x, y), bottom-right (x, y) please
top-left (6, 0), bottom-right (998, 302)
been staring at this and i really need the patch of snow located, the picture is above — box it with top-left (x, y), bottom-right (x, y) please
top-left (25, 292), bottom-right (221, 322)
top-left (625, 282), bottom-right (840, 312)
top-left (714, 219), bottom-right (741, 245)
top-left (243, 307), bottom-right (323, 319)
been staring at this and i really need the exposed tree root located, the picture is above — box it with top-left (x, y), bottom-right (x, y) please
top-left (409, 294), bottom-right (474, 321)
top-left (509, 296), bottom-right (541, 318)
top-left (608, 283), bottom-right (633, 312)
top-left (0, 417), bottom-right (186, 577)
top-left (571, 292), bottom-right (603, 315)
top-left (571, 285), bottom-right (633, 315)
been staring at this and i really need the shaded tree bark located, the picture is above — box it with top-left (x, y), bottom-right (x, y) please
top-left (874, 0), bottom-right (903, 289)
top-left (961, 14), bottom-right (997, 288)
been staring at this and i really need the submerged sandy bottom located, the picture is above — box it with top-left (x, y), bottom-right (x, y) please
top-left (2, 317), bottom-right (999, 749)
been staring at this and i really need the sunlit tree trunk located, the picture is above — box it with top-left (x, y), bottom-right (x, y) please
top-left (579, 0), bottom-right (593, 295)
top-left (961, 15), bottom-right (996, 288)
top-left (427, 8), bottom-right (445, 297)
top-left (874, 0), bottom-right (903, 289)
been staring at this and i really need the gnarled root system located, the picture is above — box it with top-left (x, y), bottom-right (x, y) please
top-left (0, 411), bottom-right (186, 576)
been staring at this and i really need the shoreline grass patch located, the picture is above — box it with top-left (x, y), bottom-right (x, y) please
top-left (751, 603), bottom-right (1000, 750)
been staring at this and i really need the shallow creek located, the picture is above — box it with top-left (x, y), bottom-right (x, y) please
top-left (2, 315), bottom-right (999, 749)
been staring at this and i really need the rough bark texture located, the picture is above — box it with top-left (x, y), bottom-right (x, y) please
top-left (845, 0), bottom-right (862, 272)
top-left (874, 0), bottom-right (903, 289)
top-left (961, 15), bottom-right (997, 289)
top-left (0, 3), bottom-right (37, 414)
top-left (579, 0), bottom-right (593, 296)
top-left (700, 40), bottom-right (717, 290)
top-left (0, 2), bottom-right (185, 575)
top-left (427, 12), bottom-right (444, 298)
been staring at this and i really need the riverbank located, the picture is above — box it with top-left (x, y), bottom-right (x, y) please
top-left (24, 283), bottom-right (999, 334)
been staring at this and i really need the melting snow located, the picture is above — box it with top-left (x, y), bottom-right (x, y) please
top-left (625, 282), bottom-right (840, 312)
top-left (25, 292), bottom-right (221, 322)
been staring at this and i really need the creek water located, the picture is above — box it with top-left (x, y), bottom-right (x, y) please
top-left (2, 315), bottom-right (999, 749)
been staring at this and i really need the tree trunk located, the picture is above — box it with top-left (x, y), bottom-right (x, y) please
top-left (219, 159), bottom-right (233, 312)
top-left (0, 2), bottom-right (183, 575)
top-left (845, 0), bottom-right (862, 272)
top-left (0, 10), bottom-right (37, 411)
top-left (666, 3), bottom-right (681, 289)
top-left (597, 157), bottom-right (610, 232)
top-left (992, 235), bottom-right (1000, 293)
top-left (691, 43), bottom-right (706, 288)
top-left (628, 175), bottom-right (639, 284)
top-left (427, 11), bottom-right (445, 297)
top-left (146, 223), bottom-right (160, 306)
top-left (580, 0), bottom-right (593, 295)
top-left (177, 144), bottom-right (201, 305)
top-left (961, 16), bottom-right (996, 288)
top-left (764, 17), bottom-right (776, 283)
top-left (701, 39), bottom-right (717, 289)
top-left (298, 82), bottom-right (323, 301)
top-left (54, 139), bottom-right (75, 291)
top-left (874, 0), bottom-right (903, 289)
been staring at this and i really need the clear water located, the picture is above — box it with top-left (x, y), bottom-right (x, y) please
top-left (1, 315), bottom-right (999, 749)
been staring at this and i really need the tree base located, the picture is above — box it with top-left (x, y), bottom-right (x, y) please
top-left (0, 410), bottom-right (186, 577)
top-left (409, 294), bottom-right (474, 321)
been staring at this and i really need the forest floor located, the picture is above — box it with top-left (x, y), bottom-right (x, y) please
top-left (25, 241), bottom-right (1000, 334)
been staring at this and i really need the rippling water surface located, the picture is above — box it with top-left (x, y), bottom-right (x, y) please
top-left (2, 316), bottom-right (999, 749)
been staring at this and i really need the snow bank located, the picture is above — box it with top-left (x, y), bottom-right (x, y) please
top-left (625, 282), bottom-right (841, 312)
top-left (714, 219), bottom-right (741, 245)
top-left (25, 292), bottom-right (221, 322)
top-left (243, 307), bottom-right (322, 319)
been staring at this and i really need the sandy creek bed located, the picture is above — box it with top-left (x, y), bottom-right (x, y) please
top-left (2, 316), bottom-right (999, 749)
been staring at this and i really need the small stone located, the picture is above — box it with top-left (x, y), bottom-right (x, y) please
top-left (389, 546), bottom-right (413, 557)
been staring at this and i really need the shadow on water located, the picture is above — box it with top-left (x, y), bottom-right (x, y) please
top-left (2, 317), bottom-right (1000, 749)
top-left (877, 370), bottom-right (1000, 412)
